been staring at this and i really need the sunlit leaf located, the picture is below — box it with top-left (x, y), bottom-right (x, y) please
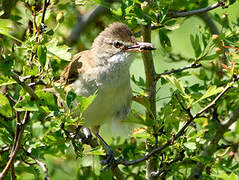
top-left (0, 93), bottom-right (13, 117)
top-left (14, 95), bottom-right (39, 111)
top-left (162, 75), bottom-right (186, 95)
top-left (193, 85), bottom-right (224, 105)
top-left (183, 142), bottom-right (196, 150)
top-left (47, 39), bottom-right (71, 61)
top-left (37, 45), bottom-right (47, 68)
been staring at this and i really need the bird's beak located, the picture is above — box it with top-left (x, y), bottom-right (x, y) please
top-left (125, 42), bottom-right (156, 52)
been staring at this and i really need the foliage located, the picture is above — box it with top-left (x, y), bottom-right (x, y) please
top-left (0, 0), bottom-right (239, 179)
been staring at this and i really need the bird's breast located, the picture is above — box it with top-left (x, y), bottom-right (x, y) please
top-left (72, 54), bottom-right (133, 127)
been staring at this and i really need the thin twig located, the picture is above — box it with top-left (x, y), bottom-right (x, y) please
top-left (193, 84), bottom-right (231, 119)
top-left (23, 149), bottom-right (50, 180)
top-left (10, 71), bottom-right (38, 100)
top-left (10, 164), bottom-right (15, 180)
top-left (41, 0), bottom-right (51, 24)
top-left (68, 5), bottom-right (108, 44)
top-left (155, 63), bottom-right (202, 81)
top-left (198, 12), bottom-right (219, 35)
top-left (166, 0), bottom-right (226, 18)
top-left (0, 111), bottom-right (30, 180)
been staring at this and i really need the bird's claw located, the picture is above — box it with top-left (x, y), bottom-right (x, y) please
top-left (100, 150), bottom-right (117, 171)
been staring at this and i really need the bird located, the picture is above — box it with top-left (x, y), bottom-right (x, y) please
top-left (60, 22), bottom-right (155, 166)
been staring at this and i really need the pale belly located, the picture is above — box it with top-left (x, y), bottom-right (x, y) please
top-left (70, 53), bottom-right (134, 128)
top-left (82, 80), bottom-right (132, 127)
top-left (70, 71), bottom-right (132, 128)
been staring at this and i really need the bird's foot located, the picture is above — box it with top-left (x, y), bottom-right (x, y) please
top-left (101, 149), bottom-right (119, 171)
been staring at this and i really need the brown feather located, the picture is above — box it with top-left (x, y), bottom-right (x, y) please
top-left (60, 50), bottom-right (96, 85)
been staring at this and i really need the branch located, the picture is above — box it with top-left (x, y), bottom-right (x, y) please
top-left (10, 71), bottom-right (38, 100)
top-left (167, 0), bottom-right (227, 18)
top-left (116, 80), bottom-right (234, 166)
top-left (0, 111), bottom-right (30, 179)
top-left (197, 12), bottom-right (219, 35)
top-left (41, 0), bottom-right (51, 25)
top-left (193, 84), bottom-right (231, 119)
top-left (23, 149), bottom-right (50, 180)
top-left (155, 63), bottom-right (202, 81)
top-left (68, 5), bottom-right (108, 44)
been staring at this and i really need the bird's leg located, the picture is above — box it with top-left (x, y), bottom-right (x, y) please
top-left (94, 132), bottom-right (115, 166)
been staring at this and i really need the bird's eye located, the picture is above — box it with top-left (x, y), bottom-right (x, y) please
top-left (113, 41), bottom-right (123, 48)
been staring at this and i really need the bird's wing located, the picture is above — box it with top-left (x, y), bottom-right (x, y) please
top-left (60, 52), bottom-right (83, 85)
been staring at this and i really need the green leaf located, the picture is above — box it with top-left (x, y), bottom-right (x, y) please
top-left (121, 110), bottom-right (149, 126)
top-left (131, 75), bottom-right (145, 89)
top-left (0, 93), bottom-right (13, 117)
top-left (47, 39), bottom-right (71, 61)
top-left (162, 75), bottom-right (186, 95)
top-left (85, 147), bottom-right (105, 155)
top-left (66, 90), bottom-right (77, 109)
top-left (190, 34), bottom-right (202, 58)
top-left (201, 54), bottom-right (218, 61)
top-left (37, 45), bottom-right (47, 68)
top-left (183, 142), bottom-right (196, 150)
top-left (158, 29), bottom-right (171, 50)
top-left (36, 90), bottom-right (57, 110)
top-left (72, 91), bottom-right (98, 113)
top-left (14, 95), bottom-right (39, 111)
top-left (193, 85), bottom-right (224, 105)
top-left (23, 64), bottom-right (39, 76)
top-left (0, 76), bottom-right (16, 86)
top-left (213, 172), bottom-right (237, 180)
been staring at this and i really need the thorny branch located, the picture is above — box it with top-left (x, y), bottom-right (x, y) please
top-left (155, 63), bottom-right (202, 81)
top-left (116, 76), bottom-right (238, 166)
top-left (166, 0), bottom-right (227, 18)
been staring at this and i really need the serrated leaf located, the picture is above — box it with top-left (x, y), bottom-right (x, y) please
top-left (47, 40), bottom-right (71, 61)
top-left (162, 75), bottom-right (185, 95)
top-left (66, 90), bottom-right (77, 109)
top-left (193, 85), bottom-right (224, 105)
top-left (36, 90), bottom-right (57, 110)
top-left (122, 110), bottom-right (149, 126)
top-left (0, 93), bottom-right (13, 117)
top-left (190, 34), bottom-right (202, 58)
top-left (73, 91), bottom-right (98, 113)
top-left (37, 45), bottom-right (47, 68)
